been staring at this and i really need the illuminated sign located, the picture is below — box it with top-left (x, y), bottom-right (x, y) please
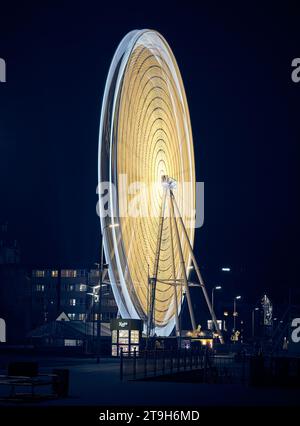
top-left (110, 318), bottom-right (143, 356)
top-left (110, 318), bottom-right (143, 331)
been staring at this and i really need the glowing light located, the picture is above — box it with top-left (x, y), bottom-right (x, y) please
top-left (99, 30), bottom-right (195, 336)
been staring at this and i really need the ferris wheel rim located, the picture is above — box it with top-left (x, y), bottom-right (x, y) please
top-left (98, 29), bottom-right (195, 336)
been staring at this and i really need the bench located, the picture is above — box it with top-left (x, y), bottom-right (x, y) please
top-left (0, 362), bottom-right (69, 401)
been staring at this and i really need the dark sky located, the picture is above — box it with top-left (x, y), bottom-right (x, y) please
top-left (0, 1), bottom-right (299, 306)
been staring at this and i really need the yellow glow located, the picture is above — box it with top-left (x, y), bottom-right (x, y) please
top-left (116, 31), bottom-right (195, 329)
top-left (200, 339), bottom-right (213, 347)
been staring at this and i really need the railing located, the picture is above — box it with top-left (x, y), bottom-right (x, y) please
top-left (120, 349), bottom-right (300, 387)
top-left (121, 348), bottom-right (213, 381)
top-left (120, 348), bottom-right (250, 384)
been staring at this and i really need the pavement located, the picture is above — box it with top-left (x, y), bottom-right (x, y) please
top-left (0, 354), bottom-right (299, 406)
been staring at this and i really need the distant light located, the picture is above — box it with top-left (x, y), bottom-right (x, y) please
top-left (215, 286), bottom-right (222, 290)
top-left (224, 311), bottom-right (229, 317)
top-left (254, 307), bottom-right (259, 311)
top-left (161, 175), bottom-right (177, 190)
top-left (222, 267), bottom-right (231, 272)
top-left (235, 295), bottom-right (241, 300)
top-left (187, 265), bottom-right (194, 270)
top-left (109, 223), bottom-right (119, 228)
top-left (274, 318), bottom-right (278, 321)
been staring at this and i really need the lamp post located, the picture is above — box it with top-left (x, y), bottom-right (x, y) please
top-left (211, 286), bottom-right (222, 312)
top-left (252, 307), bottom-right (259, 338)
top-left (86, 290), bottom-right (98, 352)
top-left (211, 286), bottom-right (222, 332)
top-left (96, 222), bottom-right (119, 363)
top-left (233, 295), bottom-right (241, 333)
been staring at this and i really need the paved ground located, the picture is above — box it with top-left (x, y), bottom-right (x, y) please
top-left (0, 354), bottom-right (299, 406)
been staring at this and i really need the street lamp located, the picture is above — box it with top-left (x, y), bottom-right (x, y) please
top-left (233, 295), bottom-right (241, 333)
top-left (211, 286), bottom-right (222, 311)
top-left (221, 267), bottom-right (231, 272)
top-left (211, 286), bottom-right (222, 333)
top-left (252, 307), bottom-right (259, 338)
top-left (96, 222), bottom-right (119, 363)
top-left (100, 223), bottom-right (120, 272)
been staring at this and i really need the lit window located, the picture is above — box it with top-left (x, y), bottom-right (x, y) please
top-left (130, 330), bottom-right (139, 344)
top-left (34, 270), bottom-right (45, 278)
top-left (69, 285), bottom-right (75, 291)
top-left (112, 345), bottom-right (118, 356)
top-left (69, 299), bottom-right (76, 306)
top-left (78, 313), bottom-right (86, 321)
top-left (67, 313), bottom-right (76, 320)
top-left (64, 339), bottom-right (76, 346)
top-left (79, 284), bottom-right (86, 292)
top-left (207, 320), bottom-right (223, 330)
top-left (130, 345), bottom-right (139, 355)
top-left (51, 270), bottom-right (58, 277)
top-left (119, 345), bottom-right (129, 355)
top-left (36, 284), bottom-right (45, 292)
top-left (61, 269), bottom-right (77, 278)
top-left (64, 339), bottom-right (83, 346)
top-left (112, 330), bottom-right (117, 344)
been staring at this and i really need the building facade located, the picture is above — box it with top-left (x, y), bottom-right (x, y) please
top-left (31, 268), bottom-right (118, 328)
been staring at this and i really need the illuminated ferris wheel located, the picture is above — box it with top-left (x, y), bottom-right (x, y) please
top-left (98, 29), bottom-right (223, 340)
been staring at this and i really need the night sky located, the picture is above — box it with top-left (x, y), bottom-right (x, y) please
top-left (0, 1), bottom-right (299, 307)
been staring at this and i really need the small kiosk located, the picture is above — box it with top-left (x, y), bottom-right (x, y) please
top-left (110, 319), bottom-right (143, 356)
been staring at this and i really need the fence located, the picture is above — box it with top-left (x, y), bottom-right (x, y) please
top-left (120, 349), bottom-right (300, 387)
top-left (120, 348), bottom-right (248, 383)
top-left (120, 348), bottom-right (205, 381)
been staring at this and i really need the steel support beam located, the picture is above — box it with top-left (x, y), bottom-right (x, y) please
top-left (170, 191), bottom-right (196, 331)
top-left (169, 197), bottom-right (180, 337)
top-left (147, 187), bottom-right (167, 338)
top-left (170, 190), bottom-right (224, 344)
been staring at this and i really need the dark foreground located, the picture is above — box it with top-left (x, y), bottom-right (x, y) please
top-left (0, 353), bottom-right (299, 407)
